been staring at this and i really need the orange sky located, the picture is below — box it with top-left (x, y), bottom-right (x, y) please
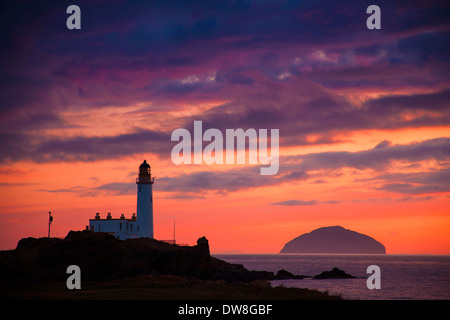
top-left (1, 125), bottom-right (449, 254)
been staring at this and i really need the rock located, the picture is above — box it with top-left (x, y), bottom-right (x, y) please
top-left (4, 230), bottom-right (354, 284)
top-left (275, 269), bottom-right (294, 279)
top-left (280, 226), bottom-right (386, 254)
top-left (0, 231), bottom-right (275, 283)
top-left (313, 267), bottom-right (355, 279)
top-left (196, 236), bottom-right (210, 256)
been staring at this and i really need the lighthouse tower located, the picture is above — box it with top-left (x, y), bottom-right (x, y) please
top-left (136, 160), bottom-right (154, 238)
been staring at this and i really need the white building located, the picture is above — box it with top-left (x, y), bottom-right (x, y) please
top-left (88, 160), bottom-right (155, 239)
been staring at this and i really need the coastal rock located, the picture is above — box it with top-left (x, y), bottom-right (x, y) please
top-left (196, 236), bottom-right (210, 256)
top-left (313, 267), bottom-right (355, 279)
top-left (0, 230), bottom-right (274, 283)
top-left (275, 269), bottom-right (294, 279)
top-left (280, 226), bottom-right (386, 254)
top-left (275, 269), bottom-right (306, 280)
top-left (1, 230), bottom-right (362, 284)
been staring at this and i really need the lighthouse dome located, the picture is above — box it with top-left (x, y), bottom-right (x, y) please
top-left (139, 160), bottom-right (151, 177)
top-left (140, 160), bottom-right (150, 168)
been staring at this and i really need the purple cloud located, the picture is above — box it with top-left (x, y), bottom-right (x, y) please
top-left (0, 0), bottom-right (448, 168)
top-left (271, 200), bottom-right (319, 206)
top-left (156, 167), bottom-right (309, 194)
top-left (288, 137), bottom-right (450, 171)
top-left (377, 168), bottom-right (450, 195)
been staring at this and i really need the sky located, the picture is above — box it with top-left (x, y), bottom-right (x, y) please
top-left (0, 0), bottom-right (449, 254)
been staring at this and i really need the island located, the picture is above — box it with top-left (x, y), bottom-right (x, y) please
top-left (280, 226), bottom-right (386, 254)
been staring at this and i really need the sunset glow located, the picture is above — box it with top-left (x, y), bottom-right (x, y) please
top-left (1, 0), bottom-right (449, 254)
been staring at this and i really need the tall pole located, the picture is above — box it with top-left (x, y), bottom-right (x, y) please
top-left (48, 211), bottom-right (53, 238)
top-left (173, 219), bottom-right (176, 245)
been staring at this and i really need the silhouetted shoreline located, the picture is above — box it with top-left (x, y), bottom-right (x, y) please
top-left (0, 230), bottom-right (346, 299)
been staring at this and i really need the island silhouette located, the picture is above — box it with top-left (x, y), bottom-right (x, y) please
top-left (280, 226), bottom-right (386, 254)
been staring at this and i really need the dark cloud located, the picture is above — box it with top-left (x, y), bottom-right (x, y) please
top-left (376, 168), bottom-right (450, 195)
top-left (38, 182), bottom-right (135, 197)
top-left (32, 136), bottom-right (450, 197)
top-left (271, 199), bottom-right (341, 206)
top-left (363, 89), bottom-right (450, 114)
top-left (0, 133), bottom-right (34, 163)
top-left (379, 182), bottom-right (447, 195)
top-left (36, 166), bottom-right (307, 196)
top-left (157, 167), bottom-right (309, 194)
top-left (0, 129), bottom-right (171, 164)
top-left (37, 185), bottom-right (99, 197)
top-left (271, 199), bottom-right (319, 206)
top-left (289, 137), bottom-right (450, 171)
top-left (32, 130), bottom-right (171, 163)
top-left (96, 182), bottom-right (135, 196)
top-left (230, 74), bottom-right (254, 86)
top-left (179, 81), bottom-right (450, 148)
top-left (0, 0), bottom-right (449, 165)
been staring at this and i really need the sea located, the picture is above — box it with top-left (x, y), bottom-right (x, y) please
top-left (213, 254), bottom-right (450, 300)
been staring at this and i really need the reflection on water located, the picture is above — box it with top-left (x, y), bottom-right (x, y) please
top-left (214, 254), bottom-right (450, 300)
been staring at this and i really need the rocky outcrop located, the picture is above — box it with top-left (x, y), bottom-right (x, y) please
top-left (313, 267), bottom-right (355, 279)
top-left (0, 230), bottom-right (303, 283)
top-left (280, 226), bottom-right (386, 254)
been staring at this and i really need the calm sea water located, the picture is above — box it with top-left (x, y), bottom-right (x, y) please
top-left (213, 254), bottom-right (450, 300)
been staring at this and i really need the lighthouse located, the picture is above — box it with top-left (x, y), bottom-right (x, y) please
top-left (88, 160), bottom-right (155, 239)
top-left (136, 160), bottom-right (154, 238)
